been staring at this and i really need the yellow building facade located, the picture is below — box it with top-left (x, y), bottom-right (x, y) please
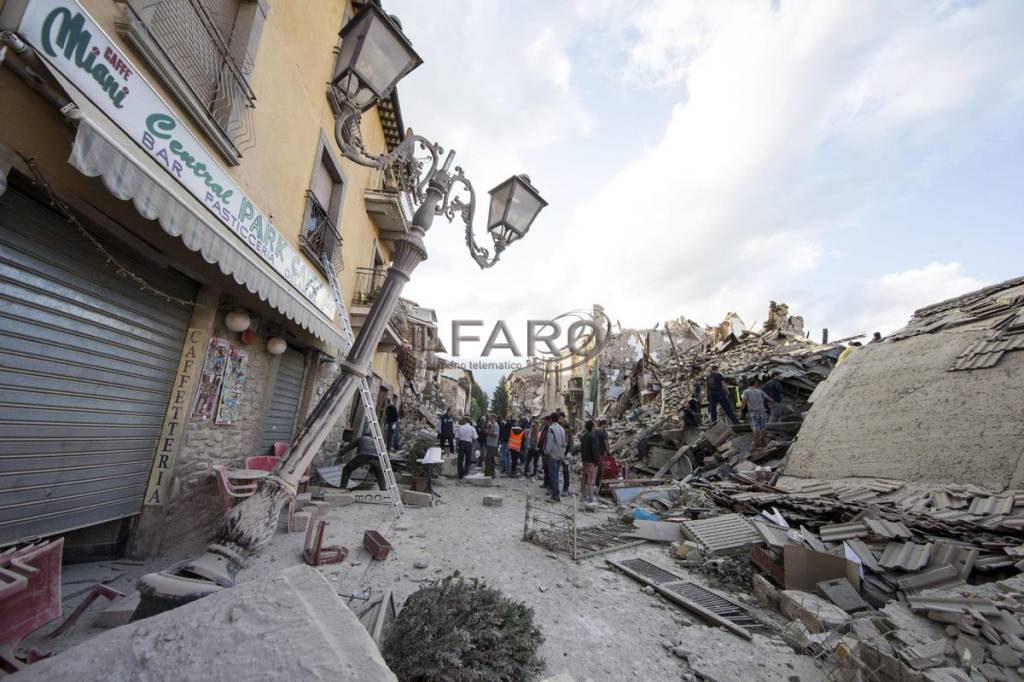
top-left (0, 0), bottom-right (408, 554)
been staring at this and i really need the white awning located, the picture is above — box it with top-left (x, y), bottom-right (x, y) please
top-left (47, 70), bottom-right (347, 352)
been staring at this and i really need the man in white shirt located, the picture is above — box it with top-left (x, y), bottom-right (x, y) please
top-left (543, 412), bottom-right (567, 502)
top-left (454, 416), bottom-right (478, 479)
top-left (740, 378), bottom-right (776, 450)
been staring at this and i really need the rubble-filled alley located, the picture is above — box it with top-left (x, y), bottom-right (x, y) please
top-left (5, 277), bottom-right (1024, 682)
top-left (2, 0), bottom-right (1022, 680)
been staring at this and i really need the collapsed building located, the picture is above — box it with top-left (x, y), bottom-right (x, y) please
top-left (539, 280), bottom-right (1024, 681)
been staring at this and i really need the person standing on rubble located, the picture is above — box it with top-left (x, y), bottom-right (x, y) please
top-left (706, 365), bottom-right (739, 425)
top-left (544, 412), bottom-right (567, 502)
top-left (438, 408), bottom-right (455, 454)
top-left (762, 376), bottom-right (783, 424)
top-left (740, 377), bottom-right (775, 449)
top-left (484, 414), bottom-right (501, 478)
top-left (384, 398), bottom-right (401, 451)
top-left (454, 416), bottom-right (477, 479)
top-left (580, 420), bottom-right (600, 503)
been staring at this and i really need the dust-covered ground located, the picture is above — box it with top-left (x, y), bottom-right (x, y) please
top-left (26, 474), bottom-right (831, 681)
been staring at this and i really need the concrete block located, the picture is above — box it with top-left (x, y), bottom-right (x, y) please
top-left (400, 489), bottom-right (434, 507)
top-left (463, 475), bottom-right (492, 487)
top-left (289, 511), bottom-right (312, 534)
top-left (323, 492), bottom-right (355, 507)
top-left (482, 495), bottom-right (503, 507)
top-left (781, 589), bottom-right (851, 633)
top-left (294, 492), bottom-right (313, 507)
top-left (752, 574), bottom-right (780, 609)
top-left (95, 592), bottom-right (141, 628)
top-left (309, 500), bottom-right (331, 516)
top-left (440, 457), bottom-right (459, 478)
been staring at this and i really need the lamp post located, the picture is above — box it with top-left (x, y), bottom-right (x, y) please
top-left (135, 3), bottom-right (546, 615)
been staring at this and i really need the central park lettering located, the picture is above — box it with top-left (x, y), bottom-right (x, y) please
top-left (145, 114), bottom-right (234, 204)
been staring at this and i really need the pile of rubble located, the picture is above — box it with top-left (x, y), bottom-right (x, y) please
top-left (596, 470), bottom-right (1024, 680)
top-left (599, 305), bottom-right (842, 484)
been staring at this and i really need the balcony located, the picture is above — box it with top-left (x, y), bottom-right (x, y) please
top-left (353, 267), bottom-right (386, 306)
top-left (300, 191), bottom-right (342, 272)
top-left (349, 266), bottom-right (401, 350)
top-left (364, 168), bottom-right (415, 247)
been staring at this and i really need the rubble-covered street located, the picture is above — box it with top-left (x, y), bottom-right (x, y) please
top-left (2, 0), bottom-right (1023, 680)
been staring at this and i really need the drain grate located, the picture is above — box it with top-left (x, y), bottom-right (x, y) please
top-left (609, 558), bottom-right (772, 639)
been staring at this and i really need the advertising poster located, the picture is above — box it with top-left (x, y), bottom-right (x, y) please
top-left (215, 347), bottom-right (249, 425)
top-left (192, 337), bottom-right (230, 421)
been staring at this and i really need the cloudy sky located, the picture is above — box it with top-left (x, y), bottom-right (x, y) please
top-left (389, 0), bottom-right (1024, 393)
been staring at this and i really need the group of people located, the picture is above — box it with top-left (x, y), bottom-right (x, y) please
top-left (436, 409), bottom-right (613, 503)
top-left (686, 366), bottom-right (785, 449)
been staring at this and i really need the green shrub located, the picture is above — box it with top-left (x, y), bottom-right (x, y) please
top-left (382, 573), bottom-right (544, 682)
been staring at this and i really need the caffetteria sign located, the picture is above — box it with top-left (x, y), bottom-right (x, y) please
top-left (14, 0), bottom-right (337, 319)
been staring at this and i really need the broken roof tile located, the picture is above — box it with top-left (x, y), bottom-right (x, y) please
top-left (894, 565), bottom-right (965, 594)
top-left (967, 496), bottom-right (1014, 516)
top-left (819, 521), bottom-right (869, 542)
top-left (679, 514), bottom-right (763, 556)
top-left (864, 518), bottom-right (913, 540)
top-left (845, 539), bottom-right (883, 573)
top-left (879, 542), bottom-right (932, 571)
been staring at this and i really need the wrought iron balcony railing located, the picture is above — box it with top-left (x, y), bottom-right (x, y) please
top-left (354, 266), bottom-right (387, 306)
top-left (301, 191), bottom-right (342, 272)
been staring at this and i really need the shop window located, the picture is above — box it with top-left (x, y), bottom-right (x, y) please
top-left (116, 0), bottom-right (269, 164)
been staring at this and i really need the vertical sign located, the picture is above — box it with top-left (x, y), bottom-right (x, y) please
top-left (144, 327), bottom-right (207, 506)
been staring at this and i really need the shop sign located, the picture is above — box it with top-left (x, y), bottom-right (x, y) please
top-left (145, 327), bottom-right (207, 506)
top-left (14, 0), bottom-right (338, 318)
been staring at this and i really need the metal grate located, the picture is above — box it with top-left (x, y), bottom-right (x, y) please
top-left (609, 558), bottom-right (773, 639)
top-left (142, 0), bottom-right (256, 153)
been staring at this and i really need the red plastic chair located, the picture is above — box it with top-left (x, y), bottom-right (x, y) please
top-left (213, 464), bottom-right (257, 513)
top-left (0, 538), bottom-right (63, 672)
top-left (245, 456), bottom-right (279, 472)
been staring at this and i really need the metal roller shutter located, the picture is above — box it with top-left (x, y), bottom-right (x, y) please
top-left (260, 347), bottom-right (306, 450)
top-left (0, 188), bottom-right (197, 546)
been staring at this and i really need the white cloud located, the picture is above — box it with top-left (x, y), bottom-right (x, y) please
top-left (387, 0), bottom-right (1024, 365)
top-left (848, 262), bottom-right (989, 337)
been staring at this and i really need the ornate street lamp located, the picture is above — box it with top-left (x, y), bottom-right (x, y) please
top-left (330, 3), bottom-right (422, 113)
top-left (135, 5), bottom-right (547, 614)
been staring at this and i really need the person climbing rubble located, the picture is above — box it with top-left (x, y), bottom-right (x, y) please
top-left (740, 377), bottom-right (775, 449)
top-left (706, 364), bottom-right (739, 425)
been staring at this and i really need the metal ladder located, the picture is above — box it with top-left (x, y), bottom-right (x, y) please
top-left (324, 257), bottom-right (404, 515)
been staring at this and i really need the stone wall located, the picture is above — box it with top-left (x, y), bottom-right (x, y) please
top-left (159, 321), bottom-right (278, 553)
top-left (785, 330), bottom-right (1024, 491)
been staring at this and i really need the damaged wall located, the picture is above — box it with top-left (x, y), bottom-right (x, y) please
top-left (787, 322), bottom-right (1024, 491)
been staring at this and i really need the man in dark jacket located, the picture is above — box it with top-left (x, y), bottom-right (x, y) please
top-left (579, 420), bottom-right (600, 502)
top-left (438, 409), bottom-right (455, 454)
top-left (384, 399), bottom-right (400, 451)
top-left (499, 418), bottom-right (513, 474)
top-left (706, 365), bottom-right (739, 425)
top-left (338, 428), bottom-right (386, 491)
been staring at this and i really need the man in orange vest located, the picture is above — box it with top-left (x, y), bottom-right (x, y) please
top-left (507, 424), bottom-right (526, 478)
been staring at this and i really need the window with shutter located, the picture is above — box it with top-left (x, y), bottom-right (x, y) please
top-left (116, 0), bottom-right (269, 164)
